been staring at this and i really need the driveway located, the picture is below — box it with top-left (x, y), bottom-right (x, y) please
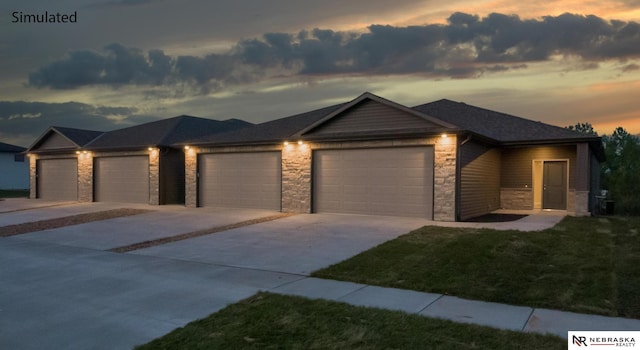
top-left (0, 205), bottom-right (432, 350)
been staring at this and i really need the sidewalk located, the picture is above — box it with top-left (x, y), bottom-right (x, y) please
top-left (270, 277), bottom-right (640, 339)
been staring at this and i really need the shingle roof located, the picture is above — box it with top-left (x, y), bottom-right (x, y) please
top-left (0, 141), bottom-right (26, 153)
top-left (412, 99), bottom-right (596, 143)
top-left (52, 126), bottom-right (104, 146)
top-left (86, 116), bottom-right (252, 150)
top-left (187, 103), bottom-right (347, 145)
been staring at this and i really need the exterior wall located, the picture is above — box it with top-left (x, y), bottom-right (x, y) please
top-left (459, 142), bottom-right (501, 220)
top-left (500, 189), bottom-right (534, 210)
top-left (0, 153), bottom-right (29, 189)
top-left (160, 148), bottom-right (185, 205)
top-left (186, 136), bottom-right (457, 221)
top-left (77, 152), bottom-right (93, 202)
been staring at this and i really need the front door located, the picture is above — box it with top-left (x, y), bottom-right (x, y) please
top-left (543, 161), bottom-right (567, 210)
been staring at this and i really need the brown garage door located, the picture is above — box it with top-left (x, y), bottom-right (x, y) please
top-left (94, 156), bottom-right (149, 203)
top-left (198, 152), bottom-right (281, 210)
top-left (313, 147), bottom-right (434, 218)
top-left (37, 158), bottom-right (78, 200)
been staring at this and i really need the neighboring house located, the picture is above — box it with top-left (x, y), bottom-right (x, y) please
top-left (181, 92), bottom-right (603, 221)
top-left (0, 141), bottom-right (29, 190)
top-left (26, 117), bottom-right (252, 204)
top-left (26, 92), bottom-right (603, 221)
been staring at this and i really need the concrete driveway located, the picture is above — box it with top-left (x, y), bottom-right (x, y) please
top-left (0, 204), bottom-right (432, 350)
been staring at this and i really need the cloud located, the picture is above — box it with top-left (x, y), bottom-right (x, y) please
top-left (28, 12), bottom-right (640, 92)
top-left (0, 101), bottom-right (157, 147)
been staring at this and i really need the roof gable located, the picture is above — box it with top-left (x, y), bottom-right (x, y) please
top-left (298, 92), bottom-right (455, 138)
top-left (27, 126), bottom-right (103, 152)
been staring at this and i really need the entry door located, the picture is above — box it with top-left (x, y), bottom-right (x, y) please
top-left (543, 161), bottom-right (567, 210)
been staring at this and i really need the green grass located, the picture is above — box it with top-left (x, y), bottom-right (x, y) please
top-left (135, 292), bottom-right (565, 350)
top-left (313, 216), bottom-right (640, 318)
top-left (0, 189), bottom-right (29, 198)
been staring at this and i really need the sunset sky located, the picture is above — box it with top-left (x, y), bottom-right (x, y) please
top-left (1, 0), bottom-right (639, 147)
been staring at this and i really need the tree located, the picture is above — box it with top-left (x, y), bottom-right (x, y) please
top-left (601, 127), bottom-right (640, 215)
top-left (565, 122), bottom-right (598, 136)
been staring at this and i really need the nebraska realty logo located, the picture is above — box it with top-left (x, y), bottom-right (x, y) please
top-left (569, 331), bottom-right (638, 348)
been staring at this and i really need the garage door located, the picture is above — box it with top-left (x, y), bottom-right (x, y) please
top-left (199, 152), bottom-right (281, 210)
top-left (313, 147), bottom-right (434, 218)
top-left (94, 156), bottom-right (149, 203)
top-left (37, 158), bottom-right (78, 200)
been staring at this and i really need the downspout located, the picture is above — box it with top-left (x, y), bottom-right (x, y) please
top-left (455, 134), bottom-right (472, 221)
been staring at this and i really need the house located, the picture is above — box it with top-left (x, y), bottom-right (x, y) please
top-left (0, 141), bottom-right (29, 190)
top-left (26, 92), bottom-right (603, 221)
top-left (180, 92), bottom-right (603, 221)
top-left (26, 117), bottom-right (252, 204)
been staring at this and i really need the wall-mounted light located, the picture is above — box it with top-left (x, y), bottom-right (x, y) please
top-left (441, 133), bottom-right (448, 139)
top-left (148, 147), bottom-right (153, 151)
top-left (297, 140), bottom-right (303, 145)
top-left (75, 151), bottom-right (80, 154)
top-left (284, 141), bottom-right (289, 146)
top-left (184, 145), bottom-right (190, 150)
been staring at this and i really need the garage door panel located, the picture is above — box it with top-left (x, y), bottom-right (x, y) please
top-left (199, 152), bottom-right (281, 210)
top-left (37, 158), bottom-right (78, 200)
top-left (94, 156), bottom-right (149, 203)
top-left (314, 147), bottom-right (434, 218)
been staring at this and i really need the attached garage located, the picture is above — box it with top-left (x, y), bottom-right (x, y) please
top-left (94, 156), bottom-right (149, 203)
top-left (313, 147), bottom-right (434, 218)
top-left (198, 152), bottom-right (281, 210)
top-left (37, 158), bottom-right (78, 200)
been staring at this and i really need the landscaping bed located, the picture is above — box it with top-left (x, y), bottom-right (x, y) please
top-left (0, 208), bottom-right (152, 236)
top-left (134, 292), bottom-right (564, 350)
top-left (313, 216), bottom-right (640, 318)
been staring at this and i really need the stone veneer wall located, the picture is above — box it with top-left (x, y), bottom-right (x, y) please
top-left (77, 152), bottom-right (93, 202)
top-left (500, 188), bottom-right (534, 210)
top-left (281, 143), bottom-right (312, 213)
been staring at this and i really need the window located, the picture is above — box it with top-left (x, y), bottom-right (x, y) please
top-left (14, 154), bottom-right (25, 162)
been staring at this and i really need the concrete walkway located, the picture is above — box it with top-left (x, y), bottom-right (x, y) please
top-left (270, 277), bottom-right (640, 339)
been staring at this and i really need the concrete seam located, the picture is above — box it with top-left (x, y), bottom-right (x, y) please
top-left (335, 284), bottom-right (369, 301)
top-left (521, 308), bottom-right (536, 332)
top-left (416, 294), bottom-right (445, 314)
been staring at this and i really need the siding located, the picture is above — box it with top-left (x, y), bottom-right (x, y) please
top-left (306, 99), bottom-right (440, 135)
top-left (459, 142), bottom-right (501, 220)
top-left (37, 133), bottom-right (75, 150)
top-left (501, 146), bottom-right (576, 189)
top-left (160, 148), bottom-right (185, 204)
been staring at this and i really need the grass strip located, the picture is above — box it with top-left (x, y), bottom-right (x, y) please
top-left (0, 189), bottom-right (29, 198)
top-left (110, 213), bottom-right (295, 253)
top-left (0, 208), bottom-right (152, 237)
top-left (313, 216), bottom-right (640, 318)
top-left (134, 292), bottom-right (565, 350)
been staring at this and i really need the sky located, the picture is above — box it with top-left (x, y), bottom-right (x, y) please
top-left (1, 0), bottom-right (639, 147)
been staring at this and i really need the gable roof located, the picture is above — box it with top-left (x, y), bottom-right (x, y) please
top-left (412, 99), bottom-right (597, 144)
top-left (85, 116), bottom-right (252, 150)
top-left (0, 141), bottom-right (26, 153)
top-left (27, 126), bottom-right (104, 153)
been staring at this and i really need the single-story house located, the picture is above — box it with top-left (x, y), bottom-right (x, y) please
top-left (26, 117), bottom-right (251, 204)
top-left (0, 141), bottom-right (29, 190)
top-left (180, 92), bottom-right (603, 221)
top-left (26, 92), bottom-right (603, 221)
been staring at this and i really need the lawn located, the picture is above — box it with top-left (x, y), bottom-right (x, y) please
top-left (313, 216), bottom-right (640, 318)
top-left (0, 189), bottom-right (29, 198)
top-left (135, 292), bottom-right (565, 350)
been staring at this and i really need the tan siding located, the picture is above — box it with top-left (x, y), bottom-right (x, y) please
top-left (501, 146), bottom-right (576, 189)
top-left (307, 99), bottom-right (440, 135)
top-left (459, 142), bottom-right (501, 220)
top-left (36, 133), bottom-right (76, 150)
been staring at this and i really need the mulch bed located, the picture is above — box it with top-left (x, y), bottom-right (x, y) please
top-left (0, 208), bottom-right (152, 237)
top-left (110, 213), bottom-right (295, 253)
top-left (464, 213), bottom-right (528, 222)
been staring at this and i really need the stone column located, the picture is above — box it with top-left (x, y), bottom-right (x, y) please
top-left (433, 135), bottom-right (457, 221)
top-left (77, 152), bottom-right (93, 202)
top-left (184, 147), bottom-right (198, 207)
top-left (29, 154), bottom-right (37, 199)
top-left (149, 148), bottom-right (160, 205)
top-left (281, 142), bottom-right (312, 213)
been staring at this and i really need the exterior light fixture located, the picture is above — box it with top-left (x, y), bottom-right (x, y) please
top-left (148, 147), bottom-right (153, 151)
top-left (441, 133), bottom-right (448, 139)
top-left (83, 151), bottom-right (88, 154)
top-left (75, 151), bottom-right (80, 154)
top-left (184, 145), bottom-right (190, 150)
top-left (297, 140), bottom-right (303, 145)
top-left (284, 141), bottom-right (289, 146)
